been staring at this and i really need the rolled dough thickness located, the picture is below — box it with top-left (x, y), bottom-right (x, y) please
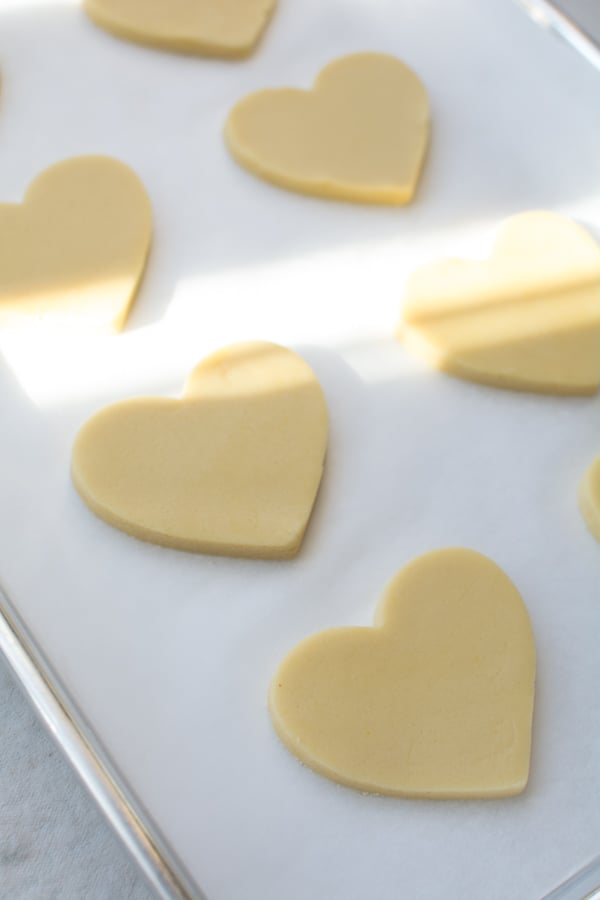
top-left (0, 156), bottom-right (151, 333)
top-left (225, 53), bottom-right (430, 205)
top-left (84, 0), bottom-right (276, 57)
top-left (270, 548), bottom-right (536, 798)
top-left (399, 211), bottom-right (600, 394)
top-left (71, 342), bottom-right (328, 558)
top-left (579, 455), bottom-right (600, 541)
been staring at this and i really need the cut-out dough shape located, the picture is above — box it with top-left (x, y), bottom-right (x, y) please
top-left (72, 342), bottom-right (328, 558)
top-left (399, 211), bottom-right (600, 395)
top-left (270, 548), bottom-right (536, 798)
top-left (0, 156), bottom-right (151, 333)
top-left (225, 53), bottom-right (429, 204)
top-left (84, 0), bottom-right (275, 57)
top-left (579, 455), bottom-right (600, 540)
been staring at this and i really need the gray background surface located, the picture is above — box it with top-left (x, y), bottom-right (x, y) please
top-left (0, 655), bottom-right (153, 899)
top-left (0, 1), bottom-right (597, 898)
top-left (555, 0), bottom-right (599, 42)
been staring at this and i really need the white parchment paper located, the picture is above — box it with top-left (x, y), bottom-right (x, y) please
top-left (0, 1), bottom-right (599, 897)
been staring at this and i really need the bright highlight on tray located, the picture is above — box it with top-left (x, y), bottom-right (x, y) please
top-left (84, 0), bottom-right (276, 57)
top-left (71, 341), bottom-right (328, 558)
top-left (270, 548), bottom-right (536, 798)
top-left (225, 53), bottom-right (430, 204)
top-left (398, 211), bottom-right (600, 394)
top-left (0, 156), bottom-right (151, 333)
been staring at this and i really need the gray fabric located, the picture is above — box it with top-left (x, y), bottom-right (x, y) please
top-left (0, 654), bottom-right (154, 900)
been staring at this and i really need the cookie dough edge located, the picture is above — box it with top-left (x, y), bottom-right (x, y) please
top-left (224, 107), bottom-right (422, 206)
top-left (18, 154), bottom-right (153, 333)
top-left (397, 320), bottom-right (599, 396)
top-left (578, 458), bottom-right (600, 540)
top-left (269, 659), bottom-right (531, 798)
top-left (71, 446), bottom-right (313, 558)
top-left (83, 0), bottom-right (277, 58)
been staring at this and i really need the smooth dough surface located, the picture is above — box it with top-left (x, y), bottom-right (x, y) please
top-left (579, 455), bottom-right (600, 540)
top-left (0, 156), bottom-right (151, 333)
top-left (225, 53), bottom-right (429, 204)
top-left (399, 211), bottom-right (600, 394)
top-left (84, 0), bottom-right (275, 57)
top-left (270, 548), bottom-right (536, 798)
top-left (72, 342), bottom-right (328, 558)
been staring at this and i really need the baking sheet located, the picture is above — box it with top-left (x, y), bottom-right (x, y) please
top-left (0, 0), bottom-right (599, 897)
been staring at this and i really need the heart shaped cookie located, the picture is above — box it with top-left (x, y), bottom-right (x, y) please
top-left (270, 548), bottom-right (536, 797)
top-left (0, 156), bottom-right (151, 333)
top-left (225, 53), bottom-right (429, 205)
top-left (84, 0), bottom-right (275, 57)
top-left (72, 342), bottom-right (328, 558)
top-left (579, 455), bottom-right (600, 540)
top-left (399, 211), bottom-right (600, 394)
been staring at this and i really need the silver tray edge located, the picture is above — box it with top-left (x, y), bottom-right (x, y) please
top-left (0, 581), bottom-right (205, 900)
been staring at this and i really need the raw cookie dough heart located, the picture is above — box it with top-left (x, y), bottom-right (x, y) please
top-left (0, 156), bottom-right (151, 333)
top-left (399, 211), bottom-right (600, 394)
top-left (72, 342), bottom-right (328, 558)
top-left (225, 53), bottom-right (429, 205)
top-left (270, 548), bottom-right (536, 798)
top-left (84, 0), bottom-right (275, 57)
top-left (579, 455), bottom-right (600, 540)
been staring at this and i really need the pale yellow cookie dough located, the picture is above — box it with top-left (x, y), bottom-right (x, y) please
top-left (0, 156), bottom-right (151, 333)
top-left (84, 0), bottom-right (275, 57)
top-left (72, 342), bottom-right (328, 558)
top-left (579, 455), bottom-right (600, 540)
top-left (225, 53), bottom-right (430, 205)
top-left (399, 211), bottom-right (600, 394)
top-left (270, 548), bottom-right (536, 798)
